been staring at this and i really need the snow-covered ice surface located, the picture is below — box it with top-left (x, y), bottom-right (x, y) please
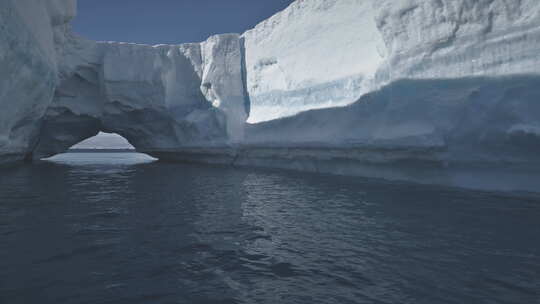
top-left (245, 0), bottom-right (540, 149)
top-left (374, 0), bottom-right (540, 82)
top-left (243, 0), bottom-right (385, 123)
top-left (240, 0), bottom-right (540, 193)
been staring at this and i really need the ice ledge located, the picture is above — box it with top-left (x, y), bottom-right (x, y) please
top-left (144, 146), bottom-right (540, 195)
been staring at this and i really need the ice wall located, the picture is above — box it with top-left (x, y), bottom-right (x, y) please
top-left (3, 0), bottom-right (540, 184)
top-left (242, 0), bottom-right (385, 123)
top-left (244, 0), bottom-right (540, 171)
top-left (0, 0), bottom-right (78, 164)
top-left (242, 0), bottom-right (540, 123)
top-left (245, 0), bottom-right (540, 140)
top-left (374, 0), bottom-right (540, 82)
top-left (200, 34), bottom-right (249, 142)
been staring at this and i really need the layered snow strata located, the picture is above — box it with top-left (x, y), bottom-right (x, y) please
top-left (242, 0), bottom-right (540, 124)
top-left (232, 0), bottom-right (540, 192)
top-left (155, 75), bottom-right (540, 193)
top-left (374, 0), bottom-right (540, 81)
top-left (242, 0), bottom-right (540, 155)
top-left (246, 76), bottom-right (540, 162)
top-left (242, 0), bottom-right (385, 122)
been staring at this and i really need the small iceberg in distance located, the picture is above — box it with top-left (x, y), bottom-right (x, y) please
top-left (70, 132), bottom-right (135, 151)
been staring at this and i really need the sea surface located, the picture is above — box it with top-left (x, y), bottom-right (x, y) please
top-left (1, 152), bottom-right (539, 304)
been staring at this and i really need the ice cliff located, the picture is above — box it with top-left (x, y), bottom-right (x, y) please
top-left (247, 0), bottom-right (540, 150)
top-left (243, 0), bottom-right (385, 123)
top-left (0, 0), bottom-right (76, 164)
top-left (1, 0), bottom-right (540, 192)
top-left (243, 0), bottom-right (540, 123)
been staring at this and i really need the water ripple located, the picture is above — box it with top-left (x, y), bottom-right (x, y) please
top-left (0, 153), bottom-right (539, 304)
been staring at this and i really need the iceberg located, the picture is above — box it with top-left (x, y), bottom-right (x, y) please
top-left (0, 0), bottom-right (76, 164)
top-left (1, 0), bottom-right (540, 192)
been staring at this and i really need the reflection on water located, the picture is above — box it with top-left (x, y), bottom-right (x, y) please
top-left (0, 153), bottom-right (539, 304)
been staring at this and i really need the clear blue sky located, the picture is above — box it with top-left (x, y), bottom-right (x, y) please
top-left (73, 0), bottom-right (295, 45)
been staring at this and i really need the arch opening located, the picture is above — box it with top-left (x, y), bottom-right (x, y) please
top-left (40, 131), bottom-right (157, 164)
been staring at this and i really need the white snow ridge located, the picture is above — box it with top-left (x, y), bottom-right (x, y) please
top-left (1, 0), bottom-right (540, 193)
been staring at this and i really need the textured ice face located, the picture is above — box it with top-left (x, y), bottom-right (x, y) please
top-left (373, 0), bottom-right (540, 81)
top-left (242, 0), bottom-right (540, 124)
top-left (246, 75), bottom-right (540, 156)
top-left (242, 0), bottom-right (386, 123)
top-left (240, 0), bottom-right (540, 167)
top-left (200, 34), bottom-right (249, 142)
top-left (0, 0), bottom-right (76, 164)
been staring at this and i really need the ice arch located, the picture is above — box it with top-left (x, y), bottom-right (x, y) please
top-left (29, 33), bottom-right (250, 160)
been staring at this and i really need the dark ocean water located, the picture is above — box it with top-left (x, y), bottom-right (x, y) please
top-left (0, 153), bottom-right (539, 304)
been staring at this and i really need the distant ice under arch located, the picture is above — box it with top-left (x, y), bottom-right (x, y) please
top-left (71, 132), bottom-right (135, 150)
